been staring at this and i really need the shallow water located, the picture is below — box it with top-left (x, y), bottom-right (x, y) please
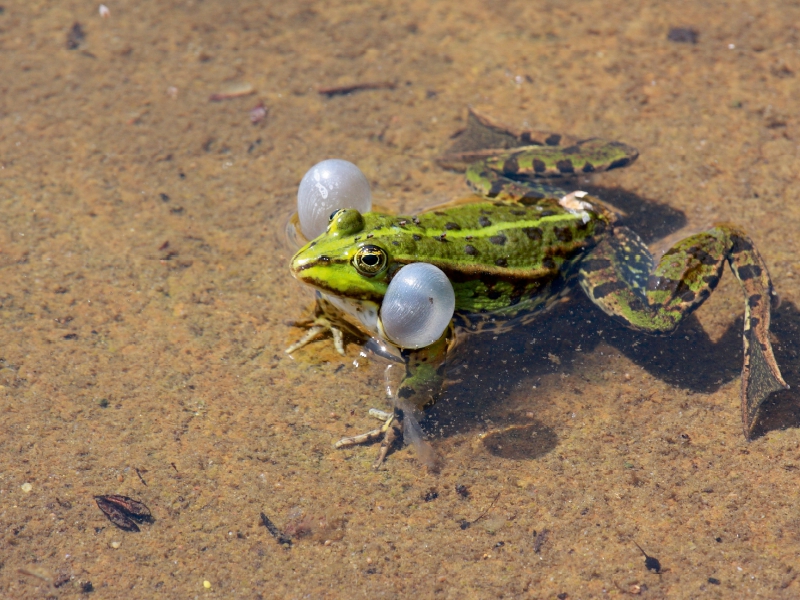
top-left (2, 0), bottom-right (800, 597)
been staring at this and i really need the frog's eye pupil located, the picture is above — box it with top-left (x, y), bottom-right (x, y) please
top-left (329, 209), bottom-right (340, 221)
top-left (353, 244), bottom-right (387, 276)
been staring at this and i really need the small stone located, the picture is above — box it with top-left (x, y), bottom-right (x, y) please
top-left (20, 482), bottom-right (32, 493)
top-left (203, 580), bottom-right (212, 589)
top-left (110, 541), bottom-right (121, 549)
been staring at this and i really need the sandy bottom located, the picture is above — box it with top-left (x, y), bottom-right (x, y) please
top-left (2, 0), bottom-right (800, 597)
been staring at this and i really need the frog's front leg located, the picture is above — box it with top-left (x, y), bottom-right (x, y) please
top-left (286, 294), bottom-right (364, 355)
top-left (335, 328), bottom-right (451, 468)
top-left (578, 224), bottom-right (788, 438)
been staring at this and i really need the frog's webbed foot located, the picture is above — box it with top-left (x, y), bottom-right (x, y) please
top-left (334, 409), bottom-right (402, 468)
top-left (286, 295), bottom-right (364, 356)
top-left (285, 314), bottom-right (346, 355)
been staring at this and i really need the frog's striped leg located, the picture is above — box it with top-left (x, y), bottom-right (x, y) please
top-left (464, 138), bottom-right (638, 200)
top-left (465, 166), bottom-right (568, 201)
top-left (578, 225), bottom-right (787, 439)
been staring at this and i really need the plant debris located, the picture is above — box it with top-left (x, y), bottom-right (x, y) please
top-left (209, 82), bottom-right (255, 102)
top-left (533, 529), bottom-right (550, 554)
top-left (260, 512), bottom-right (292, 547)
top-left (458, 492), bottom-right (501, 530)
top-left (318, 81), bottom-right (396, 97)
top-left (135, 467), bottom-right (147, 486)
top-left (667, 27), bottom-right (699, 44)
top-left (94, 494), bottom-right (153, 532)
top-left (634, 541), bottom-right (662, 574)
top-left (66, 22), bottom-right (85, 50)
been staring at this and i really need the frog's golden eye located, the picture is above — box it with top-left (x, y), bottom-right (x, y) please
top-left (353, 244), bottom-right (387, 276)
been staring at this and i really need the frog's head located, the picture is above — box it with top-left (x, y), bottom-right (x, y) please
top-left (290, 208), bottom-right (395, 302)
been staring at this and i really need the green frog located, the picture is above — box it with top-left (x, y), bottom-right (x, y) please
top-left (288, 138), bottom-right (787, 467)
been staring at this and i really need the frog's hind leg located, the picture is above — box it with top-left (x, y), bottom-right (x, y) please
top-left (578, 224), bottom-right (787, 439)
top-left (465, 163), bottom-right (567, 200)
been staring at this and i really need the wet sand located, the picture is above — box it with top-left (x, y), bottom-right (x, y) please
top-left (1, 0), bottom-right (800, 597)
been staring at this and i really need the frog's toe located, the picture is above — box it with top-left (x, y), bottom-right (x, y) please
top-left (334, 409), bottom-right (402, 468)
top-left (285, 324), bottom-right (328, 354)
top-left (285, 318), bottom-right (347, 355)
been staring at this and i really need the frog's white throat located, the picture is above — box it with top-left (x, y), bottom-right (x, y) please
top-left (322, 294), bottom-right (385, 340)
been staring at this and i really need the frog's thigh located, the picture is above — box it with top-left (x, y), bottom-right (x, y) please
top-left (464, 163), bottom-right (566, 200)
top-left (578, 226), bottom-right (678, 332)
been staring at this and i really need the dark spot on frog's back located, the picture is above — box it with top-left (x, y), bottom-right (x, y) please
top-left (464, 245), bottom-right (478, 256)
top-left (445, 222), bottom-right (461, 230)
top-left (582, 162), bottom-right (595, 173)
top-left (580, 258), bottom-right (612, 272)
top-left (487, 289), bottom-right (502, 300)
top-left (545, 134), bottom-right (561, 146)
top-left (748, 294), bottom-right (761, 308)
top-left (737, 264), bottom-right (762, 280)
top-left (412, 234), bottom-right (422, 241)
top-left (488, 180), bottom-right (505, 197)
top-left (533, 159), bottom-right (546, 173)
top-left (556, 159), bottom-right (575, 174)
top-left (503, 156), bottom-right (519, 174)
top-left (688, 246), bottom-right (716, 265)
top-left (608, 156), bottom-right (632, 170)
top-left (495, 258), bottom-right (508, 267)
top-left (592, 281), bottom-right (626, 299)
top-left (489, 234), bottom-right (507, 246)
top-left (479, 216), bottom-right (492, 227)
top-left (398, 387), bottom-right (414, 399)
top-left (554, 227), bottom-right (573, 242)
top-left (523, 227), bottom-right (543, 241)
top-left (732, 235), bottom-right (754, 252)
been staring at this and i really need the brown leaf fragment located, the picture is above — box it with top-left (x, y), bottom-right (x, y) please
top-left (100, 494), bottom-right (152, 518)
top-left (95, 497), bottom-right (139, 531)
top-left (94, 494), bottom-right (153, 532)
